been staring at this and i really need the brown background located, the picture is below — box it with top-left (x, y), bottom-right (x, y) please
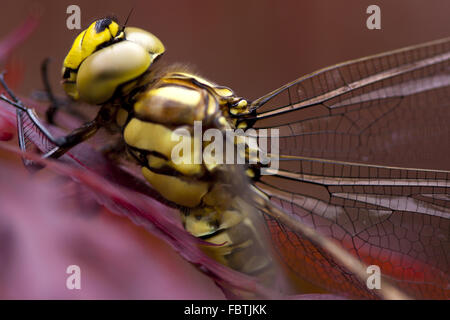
top-left (1, 0), bottom-right (449, 101)
top-left (0, 0), bottom-right (448, 298)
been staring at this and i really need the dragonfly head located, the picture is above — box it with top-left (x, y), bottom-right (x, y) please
top-left (61, 18), bottom-right (165, 104)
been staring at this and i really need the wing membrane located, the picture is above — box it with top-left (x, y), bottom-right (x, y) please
top-left (245, 38), bottom-right (450, 170)
top-left (240, 38), bottom-right (450, 298)
top-left (255, 157), bottom-right (449, 299)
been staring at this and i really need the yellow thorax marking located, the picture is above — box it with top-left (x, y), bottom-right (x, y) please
top-left (124, 118), bottom-right (186, 158)
top-left (136, 85), bottom-right (202, 111)
top-left (169, 72), bottom-right (234, 98)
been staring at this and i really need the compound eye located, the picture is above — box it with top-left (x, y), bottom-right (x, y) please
top-left (124, 27), bottom-right (165, 58)
top-left (76, 41), bottom-right (151, 104)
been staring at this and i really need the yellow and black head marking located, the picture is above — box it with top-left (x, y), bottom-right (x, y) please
top-left (62, 17), bottom-right (165, 104)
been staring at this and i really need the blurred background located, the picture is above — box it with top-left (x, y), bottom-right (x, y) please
top-left (1, 0), bottom-right (449, 100)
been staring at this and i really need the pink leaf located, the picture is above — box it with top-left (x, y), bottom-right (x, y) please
top-left (0, 163), bottom-right (225, 299)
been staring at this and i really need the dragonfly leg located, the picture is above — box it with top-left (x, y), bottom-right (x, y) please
top-left (0, 72), bottom-right (101, 162)
top-left (42, 119), bottom-right (100, 159)
top-left (40, 58), bottom-right (60, 125)
top-left (35, 58), bottom-right (90, 125)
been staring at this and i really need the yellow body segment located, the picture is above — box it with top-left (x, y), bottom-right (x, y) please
top-left (124, 118), bottom-right (197, 160)
top-left (171, 72), bottom-right (235, 101)
top-left (141, 167), bottom-right (209, 207)
top-left (134, 85), bottom-right (205, 125)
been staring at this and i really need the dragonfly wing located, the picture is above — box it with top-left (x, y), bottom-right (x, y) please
top-left (247, 37), bottom-right (450, 170)
top-left (240, 37), bottom-right (450, 299)
top-left (254, 158), bottom-right (449, 299)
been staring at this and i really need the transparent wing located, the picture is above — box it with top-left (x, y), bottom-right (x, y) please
top-left (256, 159), bottom-right (449, 299)
top-left (240, 37), bottom-right (450, 299)
top-left (244, 37), bottom-right (450, 170)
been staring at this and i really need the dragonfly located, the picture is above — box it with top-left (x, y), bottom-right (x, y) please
top-left (0, 18), bottom-right (448, 299)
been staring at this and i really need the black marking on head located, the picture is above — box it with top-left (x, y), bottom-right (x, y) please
top-left (62, 68), bottom-right (73, 79)
top-left (95, 18), bottom-right (113, 33)
top-left (105, 15), bottom-right (119, 23)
